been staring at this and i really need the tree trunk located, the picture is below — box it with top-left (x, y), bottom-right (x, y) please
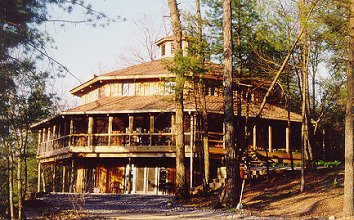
top-left (196, 0), bottom-right (210, 186)
top-left (23, 131), bottom-right (29, 199)
top-left (8, 152), bottom-right (14, 220)
top-left (168, 0), bottom-right (187, 199)
top-left (221, 0), bottom-right (240, 208)
top-left (299, 0), bottom-right (309, 192)
top-left (299, 0), bottom-right (314, 172)
top-left (17, 155), bottom-right (23, 220)
top-left (343, 0), bottom-right (354, 217)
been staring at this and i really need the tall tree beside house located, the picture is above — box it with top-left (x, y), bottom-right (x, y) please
top-left (343, 0), bottom-right (354, 217)
top-left (167, 0), bottom-right (189, 199)
top-left (298, 0), bottom-right (312, 192)
top-left (183, 0), bottom-right (211, 188)
top-left (195, 0), bottom-right (211, 188)
top-left (0, 1), bottom-right (114, 218)
top-left (0, 65), bottom-right (55, 219)
top-left (221, 0), bottom-right (241, 208)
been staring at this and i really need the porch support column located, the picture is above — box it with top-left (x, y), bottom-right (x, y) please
top-left (52, 162), bottom-right (56, 192)
top-left (47, 127), bottom-right (51, 151)
top-left (171, 114), bottom-right (176, 144)
top-left (37, 161), bottom-right (41, 192)
top-left (88, 116), bottom-right (94, 146)
top-left (268, 126), bottom-right (273, 152)
top-left (189, 112), bottom-right (194, 189)
top-left (253, 125), bottom-right (257, 151)
top-left (62, 166), bottom-right (66, 192)
top-left (129, 116), bottom-right (134, 146)
top-left (37, 131), bottom-right (41, 157)
top-left (69, 119), bottom-right (74, 146)
top-left (108, 116), bottom-right (113, 146)
top-left (69, 159), bottom-right (75, 193)
top-left (52, 125), bottom-right (57, 149)
top-left (286, 126), bottom-right (290, 154)
top-left (129, 116), bottom-right (134, 133)
top-left (149, 115), bottom-right (154, 133)
top-left (149, 115), bottom-right (154, 146)
top-left (127, 157), bottom-right (132, 194)
top-left (41, 166), bottom-right (46, 193)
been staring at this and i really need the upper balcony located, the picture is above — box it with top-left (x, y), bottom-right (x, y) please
top-left (36, 112), bottom-right (224, 162)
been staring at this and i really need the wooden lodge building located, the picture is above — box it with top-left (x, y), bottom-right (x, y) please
top-left (32, 36), bottom-right (302, 195)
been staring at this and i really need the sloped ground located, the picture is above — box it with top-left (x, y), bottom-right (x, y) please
top-left (24, 167), bottom-right (344, 219)
top-left (244, 167), bottom-right (344, 219)
top-left (184, 167), bottom-right (344, 219)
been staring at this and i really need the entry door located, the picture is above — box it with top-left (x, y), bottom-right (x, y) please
top-left (134, 167), bottom-right (157, 194)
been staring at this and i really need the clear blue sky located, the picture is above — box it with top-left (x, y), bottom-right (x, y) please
top-left (42, 0), bottom-right (193, 106)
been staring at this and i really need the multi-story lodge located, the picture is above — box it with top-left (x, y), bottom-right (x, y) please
top-left (32, 36), bottom-right (302, 195)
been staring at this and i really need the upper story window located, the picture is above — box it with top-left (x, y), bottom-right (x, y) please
top-left (123, 83), bottom-right (135, 96)
top-left (163, 81), bottom-right (176, 94)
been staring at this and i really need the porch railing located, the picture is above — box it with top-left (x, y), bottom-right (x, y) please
top-left (37, 131), bottom-right (224, 155)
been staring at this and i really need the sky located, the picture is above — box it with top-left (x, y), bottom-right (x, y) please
top-left (41, 0), bottom-right (194, 106)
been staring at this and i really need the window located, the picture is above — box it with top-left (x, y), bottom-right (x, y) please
top-left (136, 83), bottom-right (144, 96)
top-left (163, 81), bottom-right (176, 94)
top-left (150, 82), bottom-right (158, 95)
top-left (122, 83), bottom-right (135, 96)
top-left (98, 87), bottom-right (105, 98)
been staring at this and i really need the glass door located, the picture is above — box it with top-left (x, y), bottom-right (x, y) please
top-left (133, 167), bottom-right (157, 194)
